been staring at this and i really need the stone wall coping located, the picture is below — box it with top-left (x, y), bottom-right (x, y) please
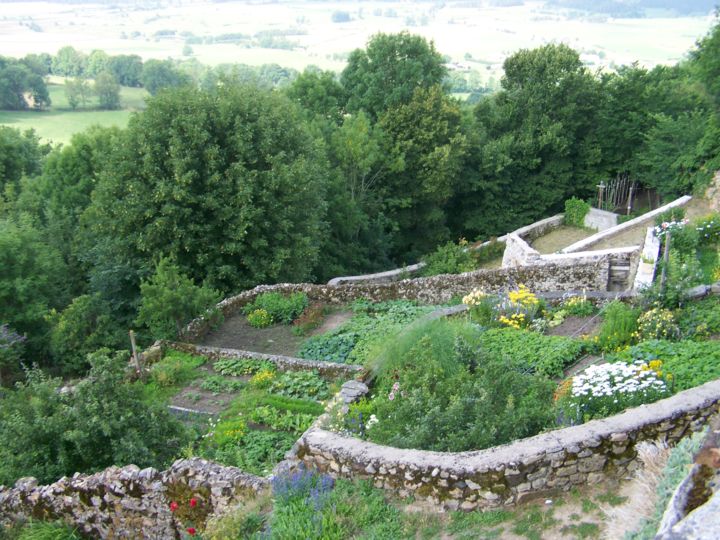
top-left (541, 245), bottom-right (640, 261)
top-left (299, 378), bottom-right (720, 473)
top-left (561, 196), bottom-right (692, 254)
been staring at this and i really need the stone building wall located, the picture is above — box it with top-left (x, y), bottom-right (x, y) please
top-left (294, 379), bottom-right (720, 511)
top-left (0, 459), bottom-right (268, 539)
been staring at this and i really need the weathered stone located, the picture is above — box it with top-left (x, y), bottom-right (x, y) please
top-left (610, 432), bottom-right (628, 443)
top-left (556, 465), bottom-right (578, 477)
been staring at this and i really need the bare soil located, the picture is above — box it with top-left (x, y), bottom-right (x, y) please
top-left (201, 308), bottom-right (353, 356)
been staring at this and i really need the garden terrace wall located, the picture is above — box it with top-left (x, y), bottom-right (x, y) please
top-left (294, 379), bottom-right (720, 512)
top-left (165, 341), bottom-right (365, 380)
top-left (0, 458), bottom-right (268, 538)
top-left (182, 261), bottom-right (609, 342)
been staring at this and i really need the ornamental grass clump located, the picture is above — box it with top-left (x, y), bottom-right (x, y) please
top-left (556, 360), bottom-right (671, 424)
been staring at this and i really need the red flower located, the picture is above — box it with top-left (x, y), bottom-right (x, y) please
top-left (169, 501), bottom-right (178, 512)
top-left (189, 498), bottom-right (197, 508)
top-left (186, 527), bottom-right (196, 536)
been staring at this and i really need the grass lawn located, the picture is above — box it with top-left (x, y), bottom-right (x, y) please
top-left (0, 83), bottom-right (148, 145)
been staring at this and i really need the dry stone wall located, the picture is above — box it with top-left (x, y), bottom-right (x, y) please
top-left (183, 260), bottom-right (607, 342)
top-left (294, 379), bottom-right (720, 511)
top-left (0, 458), bottom-right (268, 539)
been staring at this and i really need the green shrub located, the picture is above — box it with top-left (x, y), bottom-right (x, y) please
top-left (676, 296), bottom-right (720, 338)
top-left (643, 251), bottom-right (704, 309)
top-left (0, 351), bottom-right (189, 486)
top-left (668, 225), bottom-right (699, 257)
top-left (421, 239), bottom-right (475, 276)
top-left (150, 350), bottom-right (205, 388)
top-left (597, 301), bottom-right (639, 351)
top-left (616, 339), bottom-right (720, 392)
top-left (476, 328), bottom-right (584, 378)
top-left (365, 320), bottom-right (555, 452)
top-left (564, 197), bottom-right (590, 227)
top-left (269, 370), bottom-right (330, 400)
top-left (244, 292), bottom-right (308, 324)
top-left (213, 357), bottom-right (275, 376)
top-left (246, 308), bottom-right (273, 328)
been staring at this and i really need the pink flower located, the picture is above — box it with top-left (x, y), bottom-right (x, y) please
top-left (186, 527), bottom-right (196, 536)
top-left (170, 501), bottom-right (178, 512)
top-left (189, 498), bottom-right (197, 508)
top-left (388, 392), bottom-right (395, 401)
top-left (392, 382), bottom-right (400, 391)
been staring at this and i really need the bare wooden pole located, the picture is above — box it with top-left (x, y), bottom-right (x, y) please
top-left (660, 231), bottom-right (672, 293)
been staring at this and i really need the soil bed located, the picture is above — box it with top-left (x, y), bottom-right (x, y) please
top-left (201, 308), bottom-right (353, 356)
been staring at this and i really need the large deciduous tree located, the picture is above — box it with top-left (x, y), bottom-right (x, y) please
top-left (341, 32), bottom-right (447, 120)
top-left (82, 84), bottom-right (330, 302)
top-left (140, 59), bottom-right (192, 95)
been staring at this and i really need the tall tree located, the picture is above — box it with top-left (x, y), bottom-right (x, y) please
top-left (378, 85), bottom-right (466, 258)
top-left (52, 45), bottom-right (86, 77)
top-left (341, 32), bottom-right (447, 120)
top-left (140, 59), bottom-right (192, 95)
top-left (107, 54), bottom-right (143, 87)
top-left (81, 84), bottom-right (330, 300)
top-left (94, 71), bottom-right (121, 110)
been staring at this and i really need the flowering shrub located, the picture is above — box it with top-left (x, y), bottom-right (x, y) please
top-left (249, 368), bottom-right (275, 389)
top-left (463, 284), bottom-right (541, 329)
top-left (243, 292), bottom-right (308, 325)
top-left (635, 307), bottom-right (680, 341)
top-left (246, 308), bottom-right (272, 328)
top-left (210, 417), bottom-right (247, 447)
top-left (555, 360), bottom-right (671, 424)
top-left (654, 218), bottom-right (689, 239)
top-left (169, 496), bottom-right (206, 538)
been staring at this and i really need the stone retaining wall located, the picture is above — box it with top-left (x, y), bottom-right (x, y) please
top-left (0, 458), bottom-right (268, 538)
top-left (585, 208), bottom-right (618, 231)
top-left (294, 379), bottom-right (720, 511)
top-left (183, 260), bottom-right (608, 342)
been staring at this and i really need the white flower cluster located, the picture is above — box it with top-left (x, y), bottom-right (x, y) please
top-left (571, 362), bottom-right (666, 398)
top-left (366, 414), bottom-right (379, 428)
top-left (462, 289), bottom-right (487, 306)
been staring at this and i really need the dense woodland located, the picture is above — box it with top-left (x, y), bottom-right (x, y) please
top-left (2, 21), bottom-right (720, 381)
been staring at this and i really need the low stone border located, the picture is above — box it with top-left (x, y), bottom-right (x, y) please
top-left (294, 379), bottom-right (720, 511)
top-left (166, 341), bottom-right (365, 380)
top-left (0, 458), bottom-right (268, 538)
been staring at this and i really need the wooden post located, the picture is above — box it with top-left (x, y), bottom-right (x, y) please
top-left (660, 230), bottom-right (671, 293)
top-left (129, 330), bottom-right (141, 375)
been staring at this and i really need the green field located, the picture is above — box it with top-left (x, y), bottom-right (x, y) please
top-left (0, 83), bottom-right (148, 146)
